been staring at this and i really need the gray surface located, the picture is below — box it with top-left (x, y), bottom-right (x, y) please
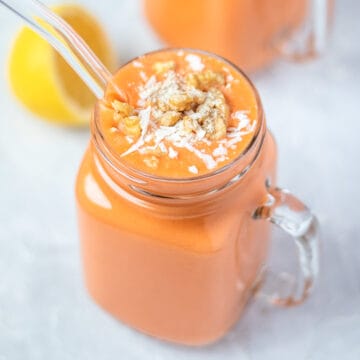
top-left (0, 1), bottom-right (359, 359)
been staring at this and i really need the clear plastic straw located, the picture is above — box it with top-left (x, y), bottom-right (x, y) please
top-left (0, 0), bottom-right (123, 100)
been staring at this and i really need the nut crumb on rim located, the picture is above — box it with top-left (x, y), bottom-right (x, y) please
top-left (153, 61), bottom-right (175, 74)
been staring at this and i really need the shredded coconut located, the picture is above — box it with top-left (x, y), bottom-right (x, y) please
top-left (168, 146), bottom-right (178, 159)
top-left (213, 143), bottom-right (228, 157)
top-left (185, 54), bottom-right (205, 71)
top-left (184, 143), bottom-right (217, 170)
top-left (226, 74), bottom-right (234, 82)
top-left (159, 142), bottom-right (167, 153)
top-left (133, 61), bottom-right (143, 68)
top-left (125, 136), bottom-right (134, 144)
top-left (140, 71), bottom-right (148, 81)
top-left (216, 156), bottom-right (227, 163)
top-left (188, 165), bottom-right (199, 174)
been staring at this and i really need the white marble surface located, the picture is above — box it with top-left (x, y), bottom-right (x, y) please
top-left (0, 1), bottom-right (359, 359)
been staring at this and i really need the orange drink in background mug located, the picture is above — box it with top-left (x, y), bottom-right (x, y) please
top-left (144, 0), bottom-right (333, 71)
top-left (76, 49), bottom-right (319, 345)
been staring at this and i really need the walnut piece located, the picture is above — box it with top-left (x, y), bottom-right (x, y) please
top-left (196, 88), bottom-right (228, 139)
top-left (112, 100), bottom-right (141, 137)
top-left (148, 71), bottom-right (205, 113)
top-left (168, 93), bottom-right (196, 112)
top-left (186, 70), bottom-right (225, 91)
top-left (185, 73), bottom-right (200, 89)
top-left (158, 111), bottom-right (182, 126)
top-left (153, 61), bottom-right (175, 74)
top-left (112, 100), bottom-right (134, 120)
top-left (183, 116), bottom-right (203, 134)
top-left (123, 116), bottom-right (141, 136)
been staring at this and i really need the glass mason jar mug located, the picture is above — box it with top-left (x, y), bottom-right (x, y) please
top-left (76, 51), bottom-right (319, 345)
top-left (144, 0), bottom-right (333, 71)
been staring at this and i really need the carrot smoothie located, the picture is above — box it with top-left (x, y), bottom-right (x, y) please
top-left (76, 49), bottom-right (277, 345)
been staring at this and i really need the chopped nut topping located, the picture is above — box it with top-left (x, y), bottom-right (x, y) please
top-left (112, 100), bottom-right (141, 137)
top-left (114, 69), bottom-right (229, 143)
top-left (148, 71), bottom-right (205, 113)
top-left (153, 61), bottom-right (175, 74)
top-left (168, 93), bottom-right (197, 112)
top-left (183, 115), bottom-right (203, 134)
top-left (185, 73), bottom-right (200, 88)
top-left (158, 111), bottom-right (182, 126)
top-left (186, 70), bottom-right (225, 91)
top-left (112, 100), bottom-right (134, 120)
top-left (113, 60), bottom-right (253, 174)
top-left (196, 88), bottom-right (228, 139)
top-left (123, 116), bottom-right (141, 136)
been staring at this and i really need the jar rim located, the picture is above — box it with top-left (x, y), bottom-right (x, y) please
top-left (92, 48), bottom-right (265, 187)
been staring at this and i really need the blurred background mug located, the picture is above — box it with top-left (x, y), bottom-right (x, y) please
top-left (144, 0), bottom-right (334, 72)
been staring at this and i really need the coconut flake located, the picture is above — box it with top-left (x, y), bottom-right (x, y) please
top-left (188, 165), bottom-right (199, 174)
top-left (184, 143), bottom-right (217, 169)
top-left (185, 54), bottom-right (205, 71)
top-left (168, 146), bottom-right (178, 159)
top-left (133, 61), bottom-right (143, 68)
top-left (226, 74), bottom-right (234, 82)
top-left (232, 110), bottom-right (250, 125)
top-left (140, 71), bottom-right (148, 81)
top-left (138, 76), bottom-right (157, 101)
top-left (216, 156), bottom-right (227, 163)
top-left (159, 142), bottom-right (167, 153)
top-left (125, 136), bottom-right (134, 144)
top-left (213, 143), bottom-right (228, 157)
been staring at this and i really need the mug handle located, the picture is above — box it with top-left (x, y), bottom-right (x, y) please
top-left (273, 0), bottom-right (333, 61)
top-left (253, 185), bottom-right (319, 306)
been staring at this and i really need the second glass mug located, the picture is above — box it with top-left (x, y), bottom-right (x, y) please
top-left (76, 49), bottom-right (319, 346)
top-left (144, 0), bottom-right (333, 71)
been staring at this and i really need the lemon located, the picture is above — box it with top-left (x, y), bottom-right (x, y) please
top-left (8, 4), bottom-right (115, 126)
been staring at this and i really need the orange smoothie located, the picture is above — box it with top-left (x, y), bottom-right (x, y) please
top-left (144, 0), bottom-right (306, 71)
top-left (76, 49), bottom-right (277, 345)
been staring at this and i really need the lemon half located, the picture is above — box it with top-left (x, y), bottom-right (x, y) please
top-left (8, 4), bottom-right (115, 126)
